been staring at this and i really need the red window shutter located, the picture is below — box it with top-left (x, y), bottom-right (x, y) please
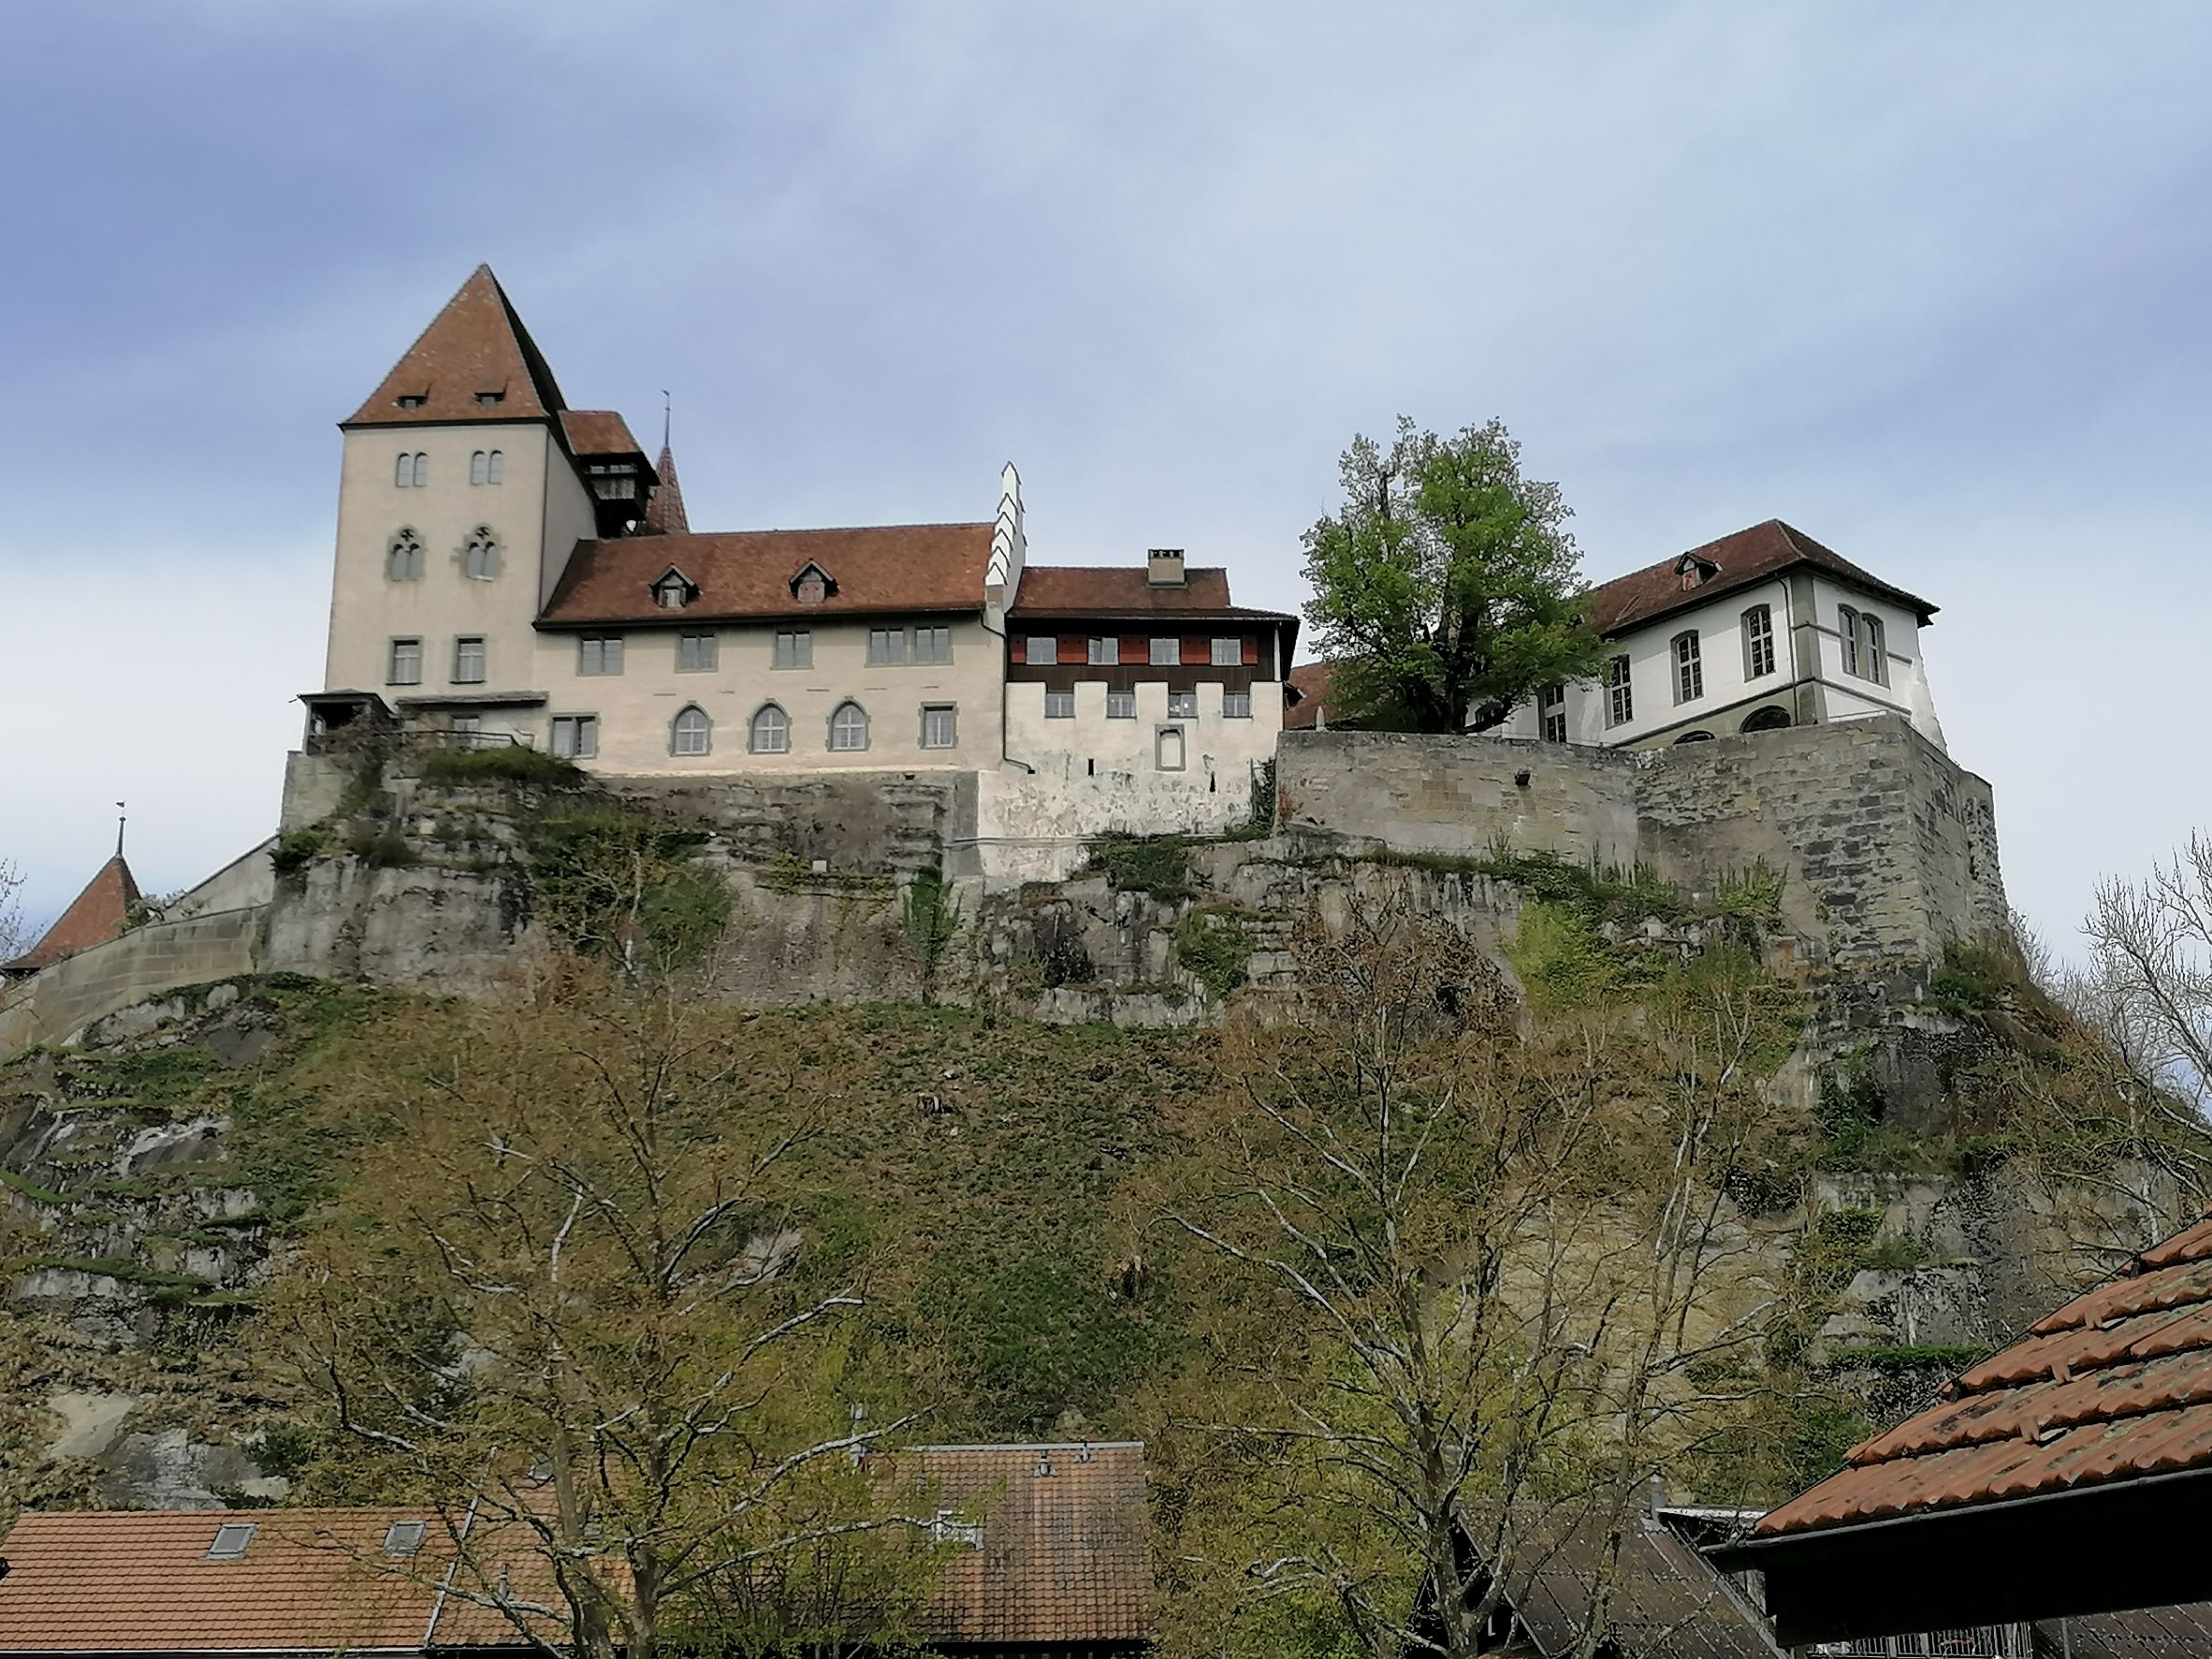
top-left (1057, 636), bottom-right (1085, 665)
top-left (1118, 636), bottom-right (1146, 665)
top-left (1179, 636), bottom-right (1207, 665)
top-left (1242, 635), bottom-right (1259, 666)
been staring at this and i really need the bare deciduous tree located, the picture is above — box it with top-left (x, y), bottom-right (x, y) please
top-left (2081, 833), bottom-right (2212, 1123)
top-left (1162, 896), bottom-right (1788, 1659)
top-left (283, 971), bottom-right (930, 1659)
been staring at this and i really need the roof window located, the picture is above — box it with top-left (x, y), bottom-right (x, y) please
top-left (395, 395), bottom-right (426, 411)
top-left (653, 569), bottom-right (695, 610)
top-left (384, 1520), bottom-right (428, 1557)
top-left (474, 389), bottom-right (504, 406)
top-left (790, 561), bottom-right (836, 605)
top-left (207, 1521), bottom-right (257, 1561)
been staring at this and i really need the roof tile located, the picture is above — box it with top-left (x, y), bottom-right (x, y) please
top-left (4, 856), bottom-right (138, 976)
top-left (344, 266), bottom-right (566, 428)
top-left (1584, 519), bottom-right (1936, 637)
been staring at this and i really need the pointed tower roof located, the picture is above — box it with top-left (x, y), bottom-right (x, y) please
top-left (342, 265), bottom-right (568, 428)
top-left (643, 443), bottom-right (690, 535)
top-left (4, 856), bottom-right (140, 976)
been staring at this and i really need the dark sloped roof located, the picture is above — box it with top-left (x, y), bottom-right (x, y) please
top-left (644, 443), bottom-right (690, 535)
top-left (2063, 1604), bottom-right (2212, 1655)
top-left (0, 1508), bottom-right (540, 1652)
top-left (559, 409), bottom-right (648, 458)
top-left (1498, 1513), bottom-right (1780, 1659)
top-left (1758, 1212), bottom-right (2212, 1541)
top-left (1010, 565), bottom-right (1295, 622)
top-left (1585, 520), bottom-right (1937, 636)
top-left (1283, 661), bottom-right (1337, 730)
top-left (911, 1442), bottom-right (1150, 1648)
top-left (4, 856), bottom-right (138, 975)
top-left (540, 522), bottom-right (994, 626)
top-left (344, 265), bottom-right (566, 428)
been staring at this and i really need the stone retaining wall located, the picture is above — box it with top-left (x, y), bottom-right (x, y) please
top-left (0, 907), bottom-right (264, 1057)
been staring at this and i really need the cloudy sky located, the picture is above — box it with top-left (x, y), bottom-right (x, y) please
top-left (4, 3), bottom-right (2208, 951)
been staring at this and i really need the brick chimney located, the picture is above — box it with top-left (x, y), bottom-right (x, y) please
top-left (1146, 548), bottom-right (1186, 588)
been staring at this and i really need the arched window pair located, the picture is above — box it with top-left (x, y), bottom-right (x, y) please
top-left (745, 701), bottom-right (867, 755)
top-left (394, 452), bottom-right (428, 488)
top-left (386, 529), bottom-right (423, 581)
top-left (1838, 605), bottom-right (1888, 684)
top-left (462, 526), bottom-right (500, 581)
top-left (469, 449), bottom-right (504, 486)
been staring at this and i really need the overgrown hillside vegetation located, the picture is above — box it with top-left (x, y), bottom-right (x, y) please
top-left (0, 886), bottom-right (2201, 1657)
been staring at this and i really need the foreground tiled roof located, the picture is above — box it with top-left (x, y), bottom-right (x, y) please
top-left (344, 265), bottom-right (567, 428)
top-left (2064, 1603), bottom-right (2212, 1655)
top-left (559, 409), bottom-right (648, 458)
top-left (1584, 519), bottom-right (1937, 636)
top-left (1283, 660), bottom-right (1337, 730)
top-left (3, 856), bottom-right (138, 976)
top-left (912, 1442), bottom-right (1150, 1647)
top-left (1010, 565), bottom-right (1295, 622)
top-left (540, 522), bottom-right (994, 625)
top-left (0, 1508), bottom-right (535, 1652)
top-left (1758, 1212), bottom-right (2212, 1540)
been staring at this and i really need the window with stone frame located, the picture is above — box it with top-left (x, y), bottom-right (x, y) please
top-left (913, 626), bottom-right (953, 664)
top-left (677, 631), bottom-right (718, 672)
top-left (749, 704), bottom-right (790, 754)
top-left (453, 636), bottom-right (486, 684)
top-left (388, 637), bottom-right (422, 686)
top-left (830, 701), bottom-right (869, 751)
top-left (868, 628), bottom-right (908, 665)
top-left (1742, 604), bottom-right (1777, 679)
top-left (1671, 631), bottom-right (1703, 704)
top-left (462, 527), bottom-right (500, 581)
top-left (1044, 690), bottom-right (1075, 720)
top-left (920, 704), bottom-right (957, 749)
top-left (1167, 690), bottom-right (1197, 719)
top-left (1539, 682), bottom-right (1567, 742)
top-left (774, 630), bottom-right (811, 670)
top-left (1107, 690), bottom-right (1137, 719)
top-left (578, 635), bottom-right (624, 676)
top-left (550, 715), bottom-right (598, 759)
top-left (386, 529), bottom-right (424, 581)
top-left (1839, 605), bottom-right (1862, 677)
top-left (1605, 654), bottom-right (1633, 727)
top-left (1223, 690), bottom-right (1253, 719)
top-left (1857, 612), bottom-right (1888, 684)
top-left (670, 705), bottom-right (711, 756)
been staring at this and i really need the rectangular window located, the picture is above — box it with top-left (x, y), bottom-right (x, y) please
top-left (1839, 607), bottom-right (1861, 677)
top-left (1605, 655), bottom-right (1633, 727)
top-left (578, 635), bottom-right (624, 676)
top-left (1026, 635), bottom-right (1057, 665)
top-left (1167, 690), bottom-right (1197, 719)
top-left (1087, 636), bottom-right (1117, 666)
top-left (388, 637), bottom-right (421, 686)
top-left (921, 704), bottom-right (957, 749)
top-left (1672, 632), bottom-right (1703, 704)
top-left (1150, 636), bottom-right (1179, 666)
top-left (1858, 613), bottom-right (1888, 684)
top-left (867, 628), bottom-right (908, 665)
top-left (1742, 604), bottom-right (1776, 679)
top-left (677, 631), bottom-right (718, 672)
top-left (774, 629), bottom-right (811, 670)
top-left (1106, 689), bottom-right (1137, 719)
top-left (1044, 689), bottom-right (1075, 720)
top-left (1539, 682), bottom-right (1566, 743)
top-left (1211, 636), bottom-right (1241, 666)
top-left (1223, 690), bottom-right (1253, 719)
top-left (912, 626), bottom-right (953, 664)
top-left (550, 715), bottom-right (598, 759)
top-left (453, 636), bottom-right (485, 684)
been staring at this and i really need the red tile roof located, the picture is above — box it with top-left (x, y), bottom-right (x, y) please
top-left (4, 856), bottom-right (138, 976)
top-left (1010, 565), bottom-right (1295, 623)
top-left (1584, 519), bottom-right (1937, 637)
top-left (343, 266), bottom-right (567, 429)
top-left (912, 1442), bottom-right (1151, 1648)
top-left (1283, 660), bottom-right (1337, 730)
top-left (1756, 1212), bottom-right (2212, 1541)
top-left (559, 409), bottom-right (648, 458)
top-left (644, 443), bottom-right (690, 535)
top-left (0, 1508), bottom-right (537, 1652)
top-left (540, 522), bottom-right (995, 626)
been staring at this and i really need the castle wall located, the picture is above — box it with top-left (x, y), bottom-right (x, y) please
top-left (0, 908), bottom-right (263, 1055)
top-left (1278, 715), bottom-right (2005, 965)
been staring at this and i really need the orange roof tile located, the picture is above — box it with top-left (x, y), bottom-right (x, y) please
top-left (644, 443), bottom-right (690, 535)
top-left (343, 266), bottom-right (566, 429)
top-left (1283, 660), bottom-right (1338, 730)
top-left (910, 1442), bottom-right (1151, 1647)
top-left (1585, 519), bottom-right (1936, 637)
top-left (540, 522), bottom-right (994, 626)
top-left (0, 1508), bottom-right (534, 1653)
top-left (4, 856), bottom-right (138, 976)
top-left (1010, 564), bottom-right (1294, 622)
top-left (559, 409), bottom-right (648, 458)
top-left (1756, 1211), bottom-right (2212, 1541)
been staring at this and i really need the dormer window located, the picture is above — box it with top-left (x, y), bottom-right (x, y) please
top-left (395, 394), bottom-right (426, 411)
top-left (789, 561), bottom-right (836, 605)
top-left (652, 569), bottom-right (696, 610)
top-left (1674, 553), bottom-right (1720, 590)
top-left (474, 390), bottom-right (504, 406)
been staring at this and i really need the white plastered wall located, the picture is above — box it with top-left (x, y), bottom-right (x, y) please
top-left (530, 617), bottom-right (1006, 775)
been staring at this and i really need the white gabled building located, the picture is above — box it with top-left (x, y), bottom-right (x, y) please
top-left (1496, 518), bottom-right (1947, 750)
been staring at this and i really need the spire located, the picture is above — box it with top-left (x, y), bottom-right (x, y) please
top-left (3, 852), bottom-right (140, 977)
top-left (645, 440), bottom-right (690, 536)
top-left (342, 264), bottom-right (568, 428)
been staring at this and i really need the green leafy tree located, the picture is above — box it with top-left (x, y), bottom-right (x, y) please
top-left (1301, 418), bottom-right (1604, 732)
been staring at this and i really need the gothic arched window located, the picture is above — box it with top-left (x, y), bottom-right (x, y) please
top-left (386, 529), bottom-right (423, 581)
top-left (749, 704), bottom-right (790, 754)
top-left (829, 701), bottom-right (869, 752)
top-left (670, 705), bottom-right (712, 757)
top-left (463, 527), bottom-right (501, 581)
